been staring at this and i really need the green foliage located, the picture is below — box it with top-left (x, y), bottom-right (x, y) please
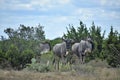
top-left (5, 44), bottom-right (19, 68)
top-left (0, 24), bottom-right (46, 70)
top-left (100, 26), bottom-right (120, 67)
top-left (49, 37), bottom-right (62, 48)
top-left (35, 24), bottom-right (45, 41)
top-left (20, 49), bottom-right (35, 68)
top-left (1, 44), bottom-right (35, 69)
top-left (4, 24), bottom-right (45, 41)
top-left (64, 22), bottom-right (89, 42)
top-left (64, 25), bottom-right (79, 41)
top-left (89, 22), bottom-right (105, 58)
top-left (0, 49), bottom-right (4, 59)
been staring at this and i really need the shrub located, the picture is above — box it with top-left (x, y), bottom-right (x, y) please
top-left (5, 44), bottom-right (20, 69)
top-left (20, 49), bottom-right (35, 68)
top-left (59, 62), bottom-right (71, 72)
top-left (87, 59), bottom-right (110, 68)
top-left (72, 64), bottom-right (95, 74)
top-left (26, 58), bottom-right (53, 72)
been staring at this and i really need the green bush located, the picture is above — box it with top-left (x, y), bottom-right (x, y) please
top-left (26, 58), bottom-right (53, 72)
top-left (5, 44), bottom-right (20, 69)
top-left (2, 44), bottom-right (35, 69)
top-left (20, 49), bottom-right (35, 68)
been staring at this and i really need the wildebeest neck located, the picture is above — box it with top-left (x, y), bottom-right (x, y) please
top-left (66, 43), bottom-right (71, 50)
top-left (65, 39), bottom-right (72, 50)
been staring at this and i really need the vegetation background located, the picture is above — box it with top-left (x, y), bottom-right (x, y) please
top-left (0, 21), bottom-right (120, 80)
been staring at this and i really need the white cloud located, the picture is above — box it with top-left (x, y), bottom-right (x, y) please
top-left (0, 0), bottom-right (71, 11)
top-left (57, 0), bottom-right (71, 5)
top-left (73, 8), bottom-right (94, 21)
top-left (0, 0), bottom-right (33, 10)
top-left (73, 7), bottom-right (120, 22)
top-left (100, 0), bottom-right (107, 5)
top-left (100, 0), bottom-right (120, 7)
top-left (30, 0), bottom-right (71, 11)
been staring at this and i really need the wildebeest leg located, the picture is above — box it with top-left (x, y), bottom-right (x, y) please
top-left (82, 55), bottom-right (85, 64)
top-left (52, 58), bottom-right (55, 65)
top-left (80, 56), bottom-right (83, 64)
top-left (79, 53), bottom-right (83, 64)
top-left (82, 51), bottom-right (86, 64)
top-left (53, 58), bottom-right (57, 70)
top-left (54, 58), bottom-right (59, 70)
top-left (53, 55), bottom-right (59, 70)
top-left (52, 54), bottom-right (56, 68)
top-left (61, 54), bottom-right (65, 64)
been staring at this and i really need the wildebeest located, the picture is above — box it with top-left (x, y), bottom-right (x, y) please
top-left (36, 42), bottom-right (51, 63)
top-left (52, 38), bottom-right (73, 70)
top-left (39, 42), bottom-right (51, 54)
top-left (72, 37), bottom-right (94, 64)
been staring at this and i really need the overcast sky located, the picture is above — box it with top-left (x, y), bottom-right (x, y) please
top-left (0, 0), bottom-right (120, 39)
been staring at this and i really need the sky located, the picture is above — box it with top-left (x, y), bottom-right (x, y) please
top-left (0, 0), bottom-right (120, 39)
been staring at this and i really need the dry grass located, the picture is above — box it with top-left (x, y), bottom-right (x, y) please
top-left (0, 59), bottom-right (120, 80)
top-left (0, 67), bottom-right (120, 80)
top-left (0, 70), bottom-right (77, 80)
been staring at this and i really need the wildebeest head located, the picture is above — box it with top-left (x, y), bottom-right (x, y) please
top-left (85, 36), bottom-right (94, 51)
top-left (84, 48), bottom-right (92, 54)
top-left (62, 38), bottom-right (74, 51)
top-left (78, 36), bottom-right (94, 56)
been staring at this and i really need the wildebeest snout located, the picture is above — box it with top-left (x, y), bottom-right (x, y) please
top-left (85, 48), bottom-right (92, 53)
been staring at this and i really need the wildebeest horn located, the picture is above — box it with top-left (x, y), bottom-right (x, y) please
top-left (62, 37), bottom-right (67, 41)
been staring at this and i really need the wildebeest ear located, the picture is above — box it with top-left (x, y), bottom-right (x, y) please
top-left (62, 37), bottom-right (67, 41)
top-left (86, 36), bottom-right (93, 42)
top-left (70, 39), bottom-right (75, 43)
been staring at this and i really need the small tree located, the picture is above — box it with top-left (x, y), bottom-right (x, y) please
top-left (105, 26), bottom-right (120, 67)
top-left (63, 21), bottom-right (89, 42)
